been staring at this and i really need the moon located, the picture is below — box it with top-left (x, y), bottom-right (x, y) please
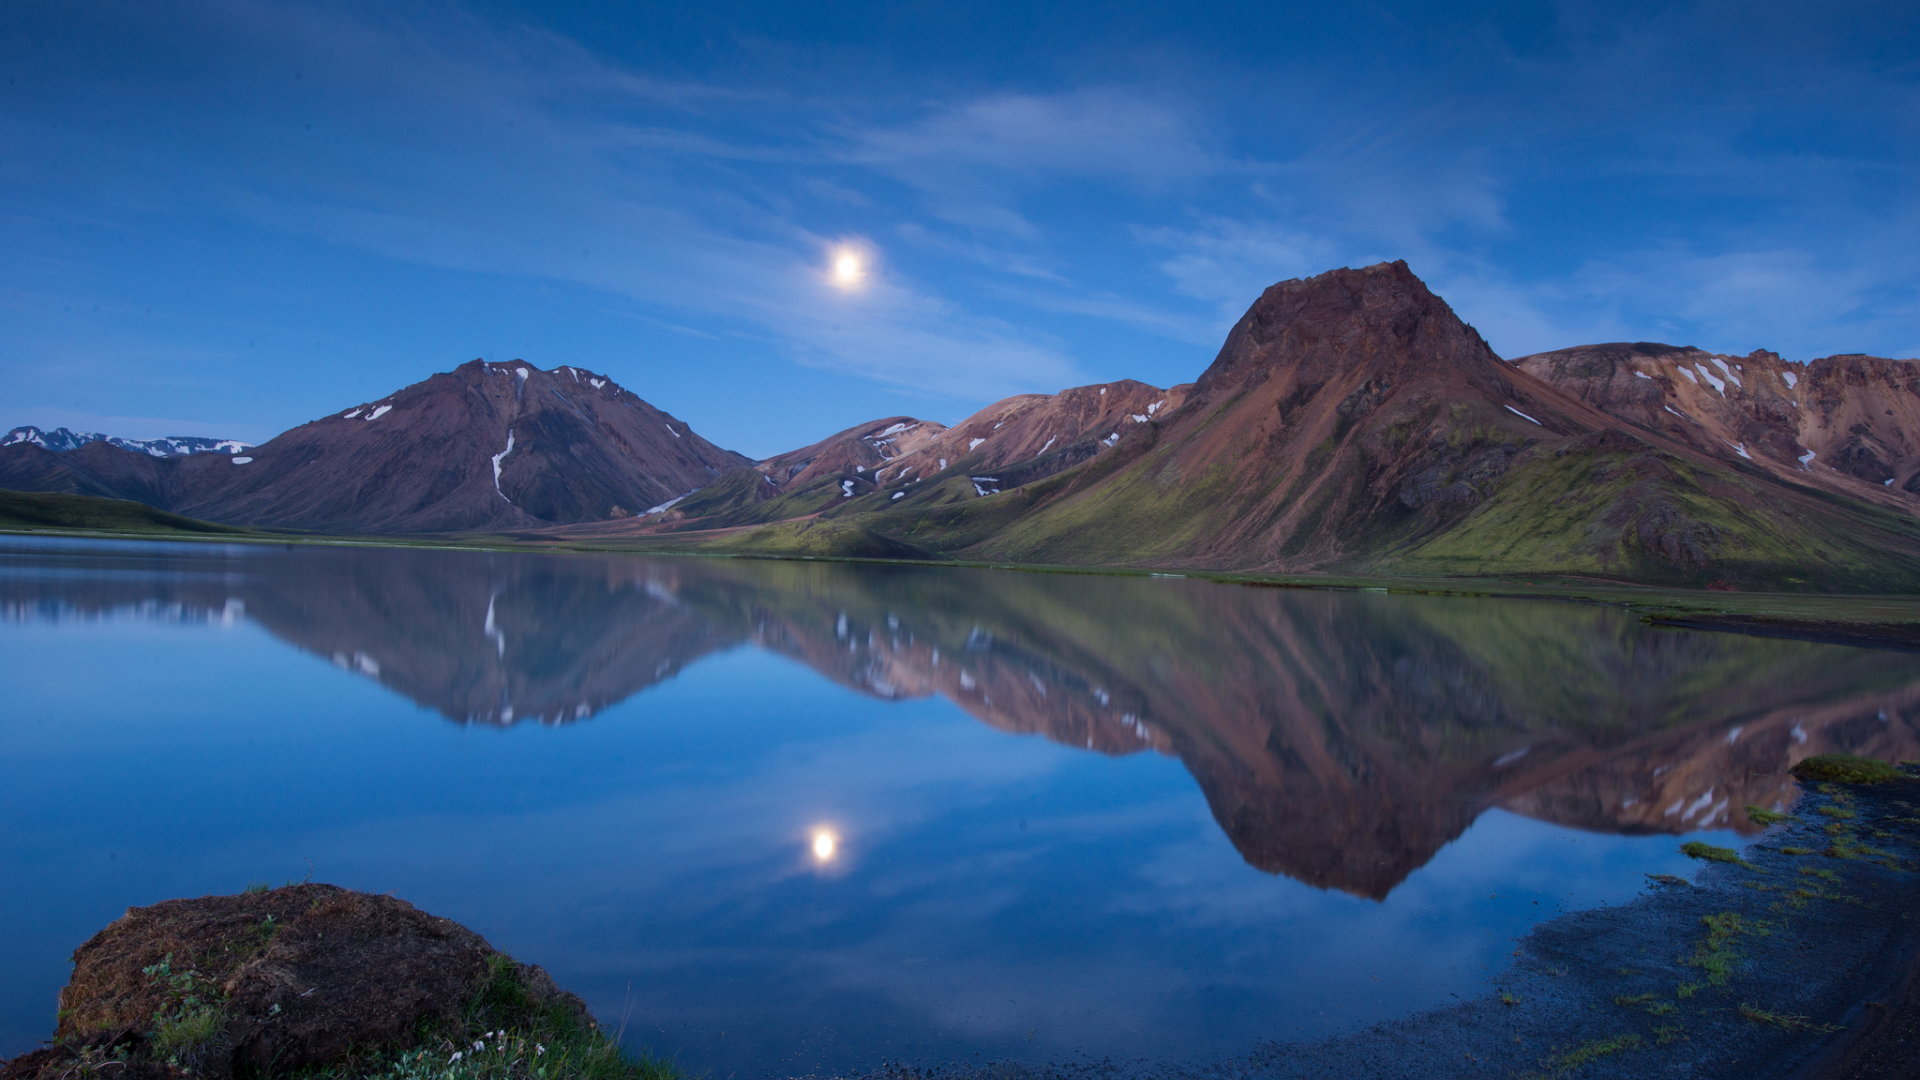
top-left (830, 249), bottom-right (865, 288)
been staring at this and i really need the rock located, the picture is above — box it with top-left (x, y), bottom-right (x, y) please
top-left (4, 885), bottom-right (591, 1080)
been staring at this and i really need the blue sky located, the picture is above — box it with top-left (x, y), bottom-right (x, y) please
top-left (3, 1), bottom-right (1916, 456)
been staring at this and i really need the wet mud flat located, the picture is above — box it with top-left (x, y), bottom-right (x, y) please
top-left (885, 767), bottom-right (1920, 1080)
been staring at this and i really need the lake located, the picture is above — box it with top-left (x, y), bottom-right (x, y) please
top-left (4, 536), bottom-right (1918, 1077)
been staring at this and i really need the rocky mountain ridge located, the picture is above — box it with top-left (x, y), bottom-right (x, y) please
top-left (2, 425), bottom-right (250, 457)
top-left (1515, 343), bottom-right (1919, 507)
top-left (5, 263), bottom-right (1920, 590)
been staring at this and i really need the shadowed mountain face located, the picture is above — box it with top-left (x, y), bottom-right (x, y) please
top-left (0, 362), bottom-right (750, 533)
top-left (7, 541), bottom-right (1919, 898)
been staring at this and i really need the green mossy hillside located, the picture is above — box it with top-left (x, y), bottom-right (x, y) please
top-left (0, 489), bottom-right (255, 536)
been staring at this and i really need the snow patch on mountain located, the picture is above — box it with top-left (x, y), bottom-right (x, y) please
top-left (491, 429), bottom-right (516, 502)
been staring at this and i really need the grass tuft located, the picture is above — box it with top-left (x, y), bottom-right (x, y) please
top-left (1791, 754), bottom-right (1904, 785)
top-left (1680, 841), bottom-right (1749, 866)
top-left (1744, 805), bottom-right (1791, 826)
top-left (1550, 1034), bottom-right (1642, 1074)
top-left (1738, 1003), bottom-right (1840, 1032)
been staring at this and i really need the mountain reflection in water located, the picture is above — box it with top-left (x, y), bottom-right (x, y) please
top-left (5, 538), bottom-right (1918, 900)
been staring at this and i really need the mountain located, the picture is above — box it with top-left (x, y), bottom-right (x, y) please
top-left (637, 416), bottom-right (951, 531)
top-left (0, 361), bottom-right (750, 533)
top-left (629, 379), bottom-right (1189, 534)
top-left (2, 425), bottom-right (251, 457)
top-left (861, 378), bottom-right (1191, 496)
top-left (1514, 343), bottom-right (1919, 501)
top-left (651, 262), bottom-right (1920, 590)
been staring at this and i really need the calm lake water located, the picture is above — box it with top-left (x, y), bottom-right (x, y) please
top-left (5, 536), bottom-right (1919, 1076)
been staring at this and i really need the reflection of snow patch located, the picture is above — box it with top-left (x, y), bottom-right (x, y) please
top-left (1726, 725), bottom-right (1743, 745)
top-left (1494, 746), bottom-right (1531, 768)
top-left (484, 594), bottom-right (506, 659)
top-left (1792, 722), bottom-right (1807, 744)
top-left (959, 670), bottom-right (976, 690)
top-left (1679, 788), bottom-right (1715, 822)
top-left (1503, 405), bottom-right (1542, 425)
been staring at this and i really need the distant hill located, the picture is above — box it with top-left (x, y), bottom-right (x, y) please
top-left (3, 425), bottom-right (251, 457)
top-left (0, 362), bottom-right (750, 533)
top-left (0, 489), bottom-right (254, 535)
top-left (641, 379), bottom-right (1192, 531)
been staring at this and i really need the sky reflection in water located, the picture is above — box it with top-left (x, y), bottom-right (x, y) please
top-left (4, 537), bottom-right (1919, 1076)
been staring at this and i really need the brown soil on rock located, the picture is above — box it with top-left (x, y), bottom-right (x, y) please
top-left (12, 885), bottom-right (589, 1080)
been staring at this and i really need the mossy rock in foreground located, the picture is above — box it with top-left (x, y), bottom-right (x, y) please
top-left (0, 885), bottom-right (668, 1080)
top-left (1790, 754), bottom-right (1907, 785)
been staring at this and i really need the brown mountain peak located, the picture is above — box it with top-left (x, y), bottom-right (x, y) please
top-left (1192, 260), bottom-right (1500, 401)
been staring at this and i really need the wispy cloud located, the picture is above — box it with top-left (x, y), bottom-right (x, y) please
top-left (5, 0), bottom-right (1919, 448)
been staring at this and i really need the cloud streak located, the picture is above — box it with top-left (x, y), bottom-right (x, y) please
top-left (3, 0), bottom-right (1917, 450)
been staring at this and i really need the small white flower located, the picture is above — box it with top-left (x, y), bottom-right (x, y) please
top-left (535, 1045), bottom-right (545, 1056)
top-left (449, 1051), bottom-right (462, 1063)
top-left (473, 1041), bottom-right (485, 1051)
